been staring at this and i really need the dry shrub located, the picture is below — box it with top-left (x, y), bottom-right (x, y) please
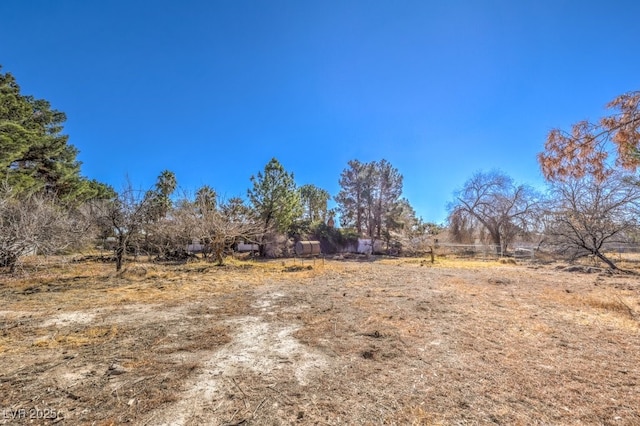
top-left (583, 295), bottom-right (638, 318)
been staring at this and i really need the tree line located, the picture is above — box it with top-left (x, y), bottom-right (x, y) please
top-left (2, 66), bottom-right (433, 271)
top-left (3, 65), bottom-right (640, 272)
top-left (1, 156), bottom-right (426, 272)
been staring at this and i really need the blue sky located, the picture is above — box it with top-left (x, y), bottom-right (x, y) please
top-left (2, 0), bottom-right (639, 223)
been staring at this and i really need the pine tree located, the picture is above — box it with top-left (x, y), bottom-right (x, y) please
top-left (247, 158), bottom-right (302, 253)
top-left (0, 66), bottom-right (111, 201)
top-left (336, 160), bottom-right (369, 234)
top-left (336, 159), bottom-right (404, 240)
top-left (299, 184), bottom-right (330, 223)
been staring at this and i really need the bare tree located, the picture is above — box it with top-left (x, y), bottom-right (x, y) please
top-left (448, 208), bottom-right (476, 244)
top-left (544, 172), bottom-right (640, 270)
top-left (144, 214), bottom-right (191, 261)
top-left (173, 193), bottom-right (261, 265)
top-left (0, 186), bottom-right (88, 273)
top-left (448, 170), bottom-right (541, 254)
top-left (207, 198), bottom-right (261, 264)
top-left (90, 182), bottom-right (151, 271)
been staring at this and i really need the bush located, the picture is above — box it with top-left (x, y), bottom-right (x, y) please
top-left (310, 223), bottom-right (359, 254)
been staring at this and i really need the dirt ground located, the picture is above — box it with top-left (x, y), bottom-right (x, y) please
top-left (1, 256), bottom-right (639, 425)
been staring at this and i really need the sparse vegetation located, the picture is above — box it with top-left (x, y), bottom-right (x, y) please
top-left (544, 172), bottom-right (640, 270)
top-left (1, 256), bottom-right (639, 424)
top-left (3, 62), bottom-right (640, 424)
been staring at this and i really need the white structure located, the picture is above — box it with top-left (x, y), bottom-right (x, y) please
top-left (357, 238), bottom-right (384, 255)
top-left (237, 242), bottom-right (259, 252)
top-left (186, 239), bottom-right (204, 253)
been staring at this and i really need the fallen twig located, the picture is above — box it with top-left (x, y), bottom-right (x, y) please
top-left (252, 397), bottom-right (267, 418)
top-left (231, 377), bottom-right (249, 408)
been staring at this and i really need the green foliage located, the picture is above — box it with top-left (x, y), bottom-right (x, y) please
top-left (336, 159), bottom-right (368, 234)
top-left (220, 196), bottom-right (255, 224)
top-left (144, 169), bottom-right (177, 221)
top-left (0, 66), bottom-right (111, 202)
top-left (417, 220), bottom-right (445, 237)
top-left (383, 198), bottom-right (417, 239)
top-left (195, 185), bottom-right (217, 213)
top-left (299, 183), bottom-right (330, 223)
top-left (309, 222), bottom-right (359, 254)
top-left (247, 158), bottom-right (302, 234)
top-left (312, 222), bottom-right (357, 243)
top-left (336, 159), bottom-right (405, 239)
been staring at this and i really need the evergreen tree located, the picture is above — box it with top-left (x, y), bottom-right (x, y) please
top-left (336, 159), bottom-right (404, 240)
top-left (144, 169), bottom-right (177, 221)
top-left (195, 185), bottom-right (217, 213)
top-left (0, 66), bottom-right (111, 201)
top-left (248, 157), bottom-right (302, 239)
top-left (372, 159), bottom-right (403, 239)
top-left (299, 184), bottom-right (330, 223)
top-left (335, 160), bottom-right (369, 234)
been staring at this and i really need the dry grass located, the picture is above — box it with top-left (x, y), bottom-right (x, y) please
top-left (1, 255), bottom-right (640, 424)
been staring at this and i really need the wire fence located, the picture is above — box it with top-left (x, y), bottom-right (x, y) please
top-left (433, 242), bottom-right (640, 263)
top-left (434, 243), bottom-right (535, 260)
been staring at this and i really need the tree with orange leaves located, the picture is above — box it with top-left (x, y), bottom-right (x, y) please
top-left (538, 91), bottom-right (640, 181)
